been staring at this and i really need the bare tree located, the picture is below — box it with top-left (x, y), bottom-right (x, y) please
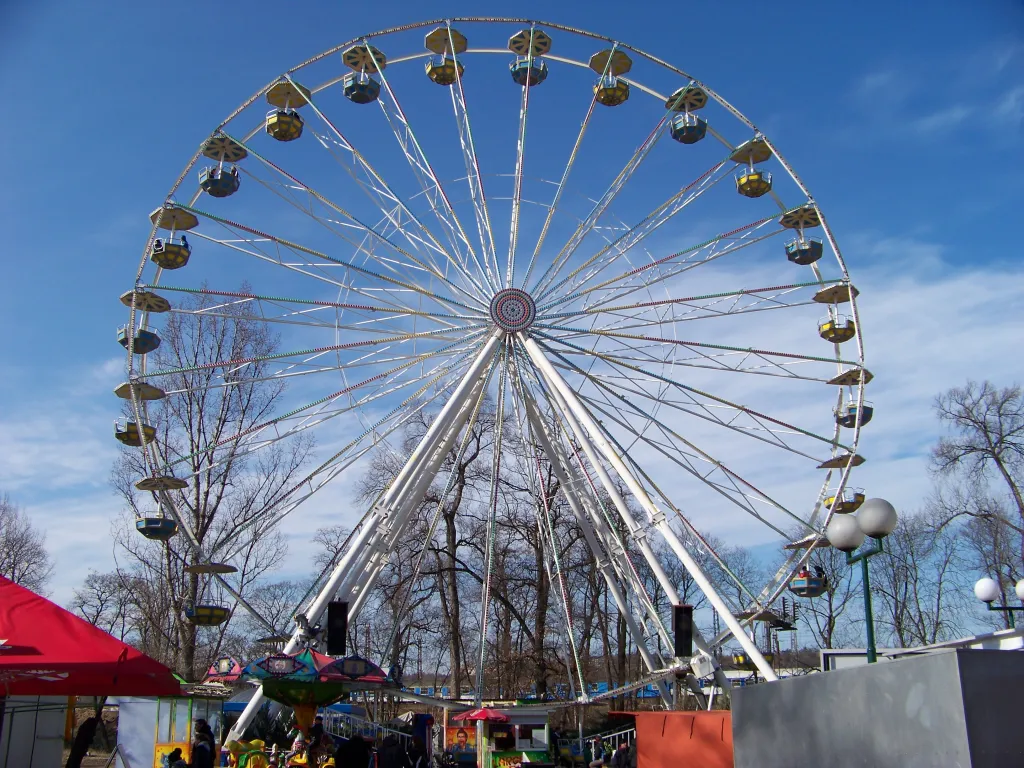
top-left (0, 493), bottom-right (53, 592)
top-left (932, 381), bottom-right (1023, 540)
top-left (872, 509), bottom-right (970, 646)
top-left (110, 289), bottom-right (312, 679)
top-left (70, 570), bottom-right (139, 640)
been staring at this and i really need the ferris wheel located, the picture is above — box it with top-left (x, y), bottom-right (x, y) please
top-left (116, 18), bottom-right (871, 726)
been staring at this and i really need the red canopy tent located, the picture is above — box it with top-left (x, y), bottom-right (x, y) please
top-left (0, 575), bottom-right (181, 697)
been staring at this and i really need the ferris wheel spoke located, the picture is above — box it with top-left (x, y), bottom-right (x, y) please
top-left (141, 325), bottom-right (486, 381)
top-left (536, 332), bottom-right (844, 460)
top-left (504, 30), bottom-right (541, 289)
top-left (520, 48), bottom-right (621, 290)
top-left (446, 47), bottom-right (501, 288)
top-left (213, 349), bottom-right (485, 560)
top-left (573, 386), bottom-right (806, 539)
top-left (368, 46), bottom-right (497, 294)
top-left (295, 78), bottom-right (490, 298)
top-left (540, 211), bottom-right (784, 315)
top-left (529, 113), bottom-right (670, 300)
top-left (552, 280), bottom-right (822, 325)
top-left (158, 333), bottom-right (486, 475)
top-left (537, 159), bottom-right (731, 306)
top-left (179, 228), bottom-right (433, 322)
top-left (230, 147), bottom-right (488, 310)
top-left (564, 225), bottom-right (786, 315)
top-left (173, 202), bottom-right (484, 315)
top-left (538, 324), bottom-right (856, 382)
top-left (150, 284), bottom-right (473, 330)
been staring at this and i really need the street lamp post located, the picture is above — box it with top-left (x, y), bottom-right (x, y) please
top-left (825, 498), bottom-right (899, 664)
top-left (973, 577), bottom-right (1024, 629)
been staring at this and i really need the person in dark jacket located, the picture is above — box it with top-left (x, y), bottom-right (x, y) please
top-left (306, 716), bottom-right (325, 763)
top-left (335, 733), bottom-right (374, 768)
top-left (65, 716), bottom-right (101, 768)
top-left (407, 736), bottom-right (428, 768)
top-left (191, 731), bottom-right (215, 768)
top-left (378, 735), bottom-right (410, 768)
top-left (609, 743), bottom-right (630, 768)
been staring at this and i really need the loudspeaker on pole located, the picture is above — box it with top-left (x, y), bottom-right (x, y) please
top-left (673, 604), bottom-right (694, 657)
top-left (327, 601), bottom-right (348, 656)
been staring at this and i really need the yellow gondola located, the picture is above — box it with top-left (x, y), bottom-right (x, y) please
top-left (818, 315), bottom-right (857, 343)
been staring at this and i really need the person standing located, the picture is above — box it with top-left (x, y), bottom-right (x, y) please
top-left (65, 715), bottom-right (101, 768)
top-left (609, 742), bottom-right (630, 768)
top-left (378, 735), bottom-right (410, 768)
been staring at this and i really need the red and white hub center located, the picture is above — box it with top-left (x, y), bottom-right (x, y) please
top-left (489, 288), bottom-right (537, 333)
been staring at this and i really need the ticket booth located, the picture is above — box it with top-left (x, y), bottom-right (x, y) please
top-left (447, 708), bottom-right (552, 768)
top-left (483, 711), bottom-right (551, 768)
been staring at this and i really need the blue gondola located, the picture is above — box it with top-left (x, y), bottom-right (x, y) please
top-left (785, 237), bottom-right (823, 265)
top-left (117, 326), bottom-right (161, 355)
top-left (343, 72), bottom-right (381, 104)
top-left (836, 400), bottom-right (874, 428)
top-left (199, 166), bottom-right (240, 198)
top-left (789, 568), bottom-right (828, 598)
top-left (669, 113), bottom-right (708, 144)
top-left (510, 58), bottom-right (548, 87)
top-left (136, 515), bottom-right (177, 541)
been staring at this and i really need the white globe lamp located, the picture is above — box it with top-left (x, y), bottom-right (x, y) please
top-left (974, 577), bottom-right (1001, 604)
top-left (827, 514), bottom-right (865, 553)
top-left (857, 498), bottom-right (899, 538)
top-left (1015, 579), bottom-right (1024, 603)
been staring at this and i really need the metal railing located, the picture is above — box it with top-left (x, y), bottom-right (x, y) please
top-left (323, 710), bottom-right (412, 746)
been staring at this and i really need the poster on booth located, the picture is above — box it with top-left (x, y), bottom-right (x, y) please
top-left (492, 750), bottom-right (548, 767)
top-left (154, 742), bottom-right (190, 767)
top-left (445, 726), bottom-right (477, 755)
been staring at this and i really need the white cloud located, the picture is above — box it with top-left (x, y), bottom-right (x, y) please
top-left (908, 105), bottom-right (972, 136)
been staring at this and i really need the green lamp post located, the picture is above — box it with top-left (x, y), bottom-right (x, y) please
top-left (974, 577), bottom-right (1024, 629)
top-left (826, 498), bottom-right (899, 664)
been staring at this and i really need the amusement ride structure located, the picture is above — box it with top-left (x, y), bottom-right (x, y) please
top-left (114, 18), bottom-right (871, 739)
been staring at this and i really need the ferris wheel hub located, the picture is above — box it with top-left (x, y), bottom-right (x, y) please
top-left (489, 288), bottom-right (537, 332)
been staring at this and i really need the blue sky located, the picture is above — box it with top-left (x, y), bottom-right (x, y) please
top-left (1, 0), bottom-right (1022, 611)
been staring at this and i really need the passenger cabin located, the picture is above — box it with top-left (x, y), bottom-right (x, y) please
top-left (343, 72), bottom-right (381, 103)
top-left (151, 237), bottom-right (191, 270)
top-left (669, 113), bottom-right (708, 144)
top-left (114, 420), bottom-right (156, 447)
top-left (824, 487), bottom-right (866, 514)
top-left (789, 569), bottom-right (827, 598)
top-left (836, 400), bottom-right (873, 428)
top-left (186, 604), bottom-right (231, 627)
top-left (818, 315), bottom-right (857, 343)
top-left (199, 166), bottom-right (240, 198)
top-left (136, 513), bottom-right (178, 541)
top-left (266, 109), bottom-right (304, 141)
top-left (510, 58), bottom-right (548, 87)
top-left (118, 326), bottom-right (161, 355)
top-left (785, 237), bottom-right (823, 265)
top-left (594, 75), bottom-right (629, 106)
top-left (425, 57), bottom-right (464, 85)
top-left (265, 79), bottom-right (311, 141)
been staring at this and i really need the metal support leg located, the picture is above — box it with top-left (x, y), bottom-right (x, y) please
top-left (524, 394), bottom-right (673, 704)
top-left (522, 335), bottom-right (777, 682)
top-left (227, 332), bottom-right (503, 741)
top-left (533, 341), bottom-right (731, 689)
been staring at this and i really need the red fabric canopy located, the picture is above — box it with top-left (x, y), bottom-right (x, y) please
top-left (451, 708), bottom-right (510, 723)
top-left (0, 576), bottom-right (182, 696)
